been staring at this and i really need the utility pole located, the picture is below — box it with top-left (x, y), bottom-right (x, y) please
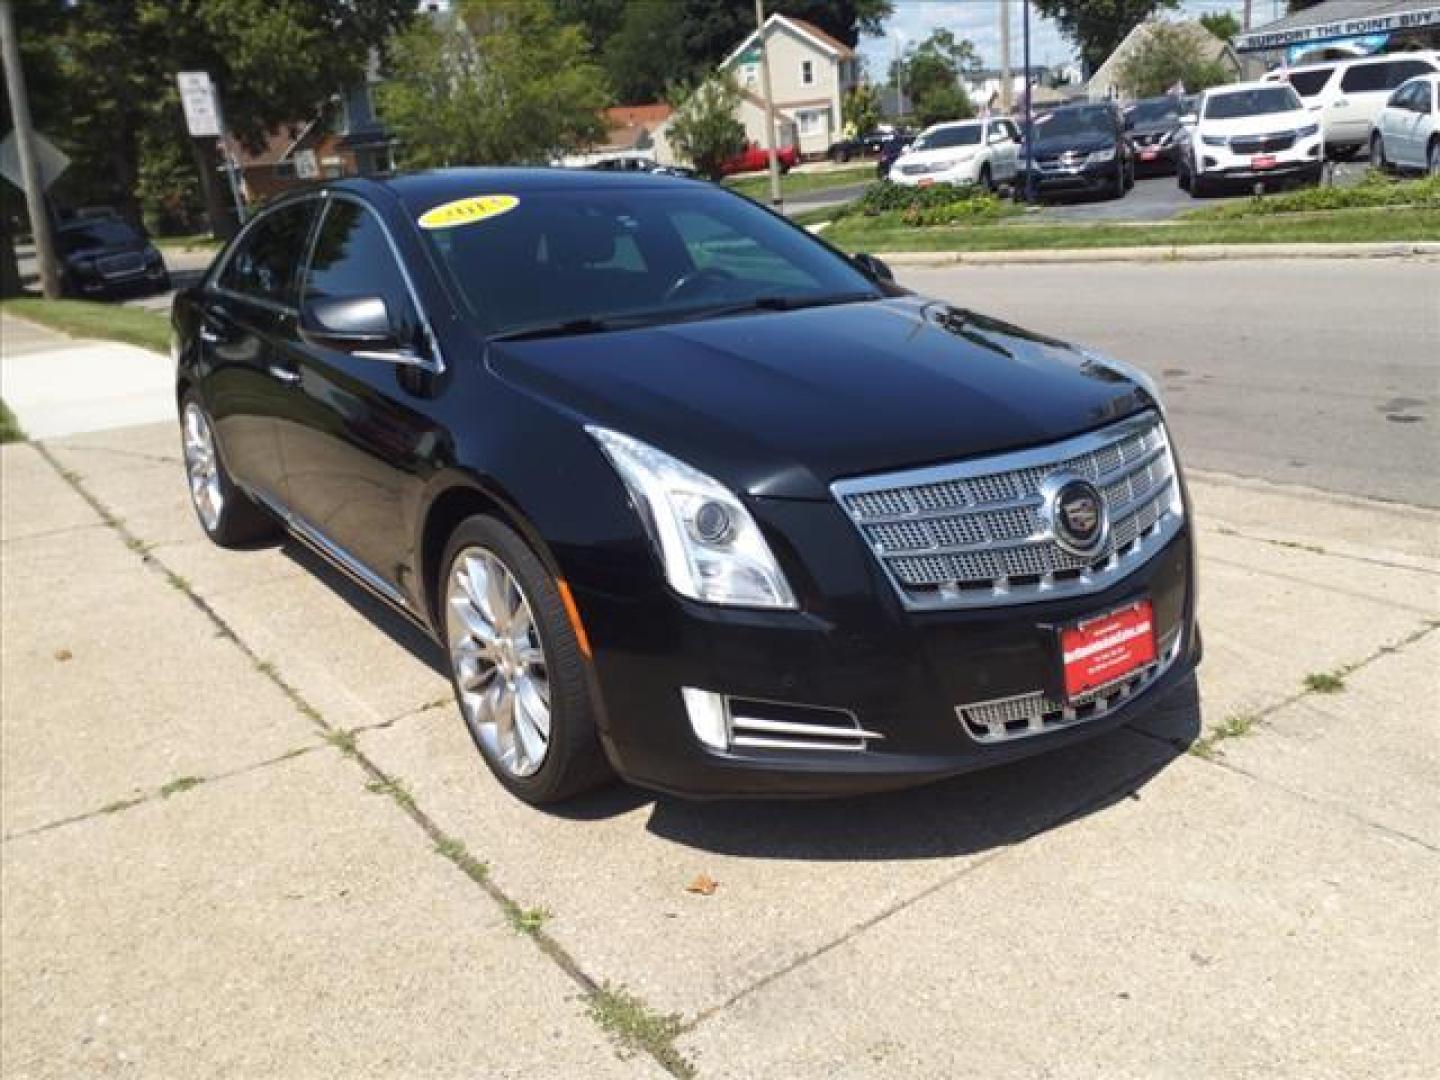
top-left (1022, 0), bottom-right (1034, 203)
top-left (1243, 0), bottom-right (1254, 31)
top-left (754, 0), bottom-right (783, 210)
top-left (999, 0), bottom-right (1013, 116)
top-left (0, 0), bottom-right (60, 298)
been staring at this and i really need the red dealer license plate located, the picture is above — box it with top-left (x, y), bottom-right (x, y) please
top-left (1251, 155), bottom-right (1277, 170)
top-left (1140, 149), bottom-right (1159, 161)
top-left (1059, 600), bottom-right (1157, 701)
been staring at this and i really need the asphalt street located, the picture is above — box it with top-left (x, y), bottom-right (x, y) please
top-left (898, 258), bottom-right (1440, 508)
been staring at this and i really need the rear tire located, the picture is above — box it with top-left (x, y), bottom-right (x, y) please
top-left (179, 392), bottom-right (278, 547)
top-left (440, 515), bottom-right (613, 805)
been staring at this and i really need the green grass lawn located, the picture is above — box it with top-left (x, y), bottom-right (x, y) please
top-left (724, 164), bottom-right (875, 201)
top-left (2, 298), bottom-right (171, 354)
top-left (151, 233), bottom-right (223, 254)
top-left (818, 206), bottom-right (1440, 253)
top-left (0, 399), bottom-right (25, 444)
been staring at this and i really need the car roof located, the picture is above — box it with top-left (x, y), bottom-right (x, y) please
top-left (1204, 79), bottom-right (1295, 96)
top-left (1276, 49), bottom-right (1439, 75)
top-left (327, 167), bottom-right (706, 212)
top-left (924, 119), bottom-right (983, 131)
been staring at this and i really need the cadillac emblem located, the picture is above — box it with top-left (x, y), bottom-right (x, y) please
top-left (1043, 473), bottom-right (1109, 558)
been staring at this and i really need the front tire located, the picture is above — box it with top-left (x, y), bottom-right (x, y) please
top-left (440, 515), bottom-right (612, 804)
top-left (1370, 132), bottom-right (1388, 173)
top-left (179, 392), bottom-right (278, 547)
top-left (1428, 138), bottom-right (1439, 177)
top-left (978, 164), bottom-right (994, 193)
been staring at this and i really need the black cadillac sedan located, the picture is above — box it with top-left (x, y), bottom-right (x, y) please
top-left (172, 168), bottom-right (1198, 804)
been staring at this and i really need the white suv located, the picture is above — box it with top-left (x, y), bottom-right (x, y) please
top-left (1178, 82), bottom-right (1323, 197)
top-left (889, 118), bottom-right (1021, 191)
top-left (1265, 51), bottom-right (1440, 158)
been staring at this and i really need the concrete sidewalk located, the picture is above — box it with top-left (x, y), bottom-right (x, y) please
top-left (3, 416), bottom-right (1436, 1078)
top-left (0, 315), bottom-right (174, 438)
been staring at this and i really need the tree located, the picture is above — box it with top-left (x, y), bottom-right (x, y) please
top-left (1031, 0), bottom-right (1181, 73)
top-left (842, 84), bottom-right (883, 136)
top-left (378, 1), bottom-right (611, 168)
top-left (1198, 12), bottom-right (1240, 42)
top-left (1116, 22), bottom-right (1232, 99)
top-left (666, 76), bottom-right (747, 180)
top-left (601, 0), bottom-right (690, 105)
top-left (891, 28), bottom-right (979, 126)
top-left (6, 0), bottom-right (414, 231)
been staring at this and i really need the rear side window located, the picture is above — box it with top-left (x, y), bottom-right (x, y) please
top-left (303, 200), bottom-right (419, 339)
top-left (217, 201), bottom-right (315, 307)
top-left (1342, 60), bottom-right (1434, 94)
top-left (1286, 68), bottom-right (1333, 98)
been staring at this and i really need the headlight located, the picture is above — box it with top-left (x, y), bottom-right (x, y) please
top-left (1158, 130), bottom-right (1174, 147)
top-left (1088, 146), bottom-right (1116, 163)
top-left (1201, 134), bottom-right (1227, 147)
top-left (1297, 122), bottom-right (1320, 139)
top-left (587, 427), bottom-right (797, 610)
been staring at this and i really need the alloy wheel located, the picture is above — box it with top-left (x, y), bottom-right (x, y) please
top-left (445, 547), bottom-right (551, 778)
top-left (182, 401), bottom-right (223, 532)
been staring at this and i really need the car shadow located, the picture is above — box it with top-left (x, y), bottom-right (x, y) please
top-left (271, 532), bottom-right (1201, 863)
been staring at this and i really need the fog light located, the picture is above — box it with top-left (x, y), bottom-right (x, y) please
top-left (681, 688), bottom-right (728, 750)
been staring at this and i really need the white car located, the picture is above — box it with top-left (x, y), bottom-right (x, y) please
top-left (1264, 51), bottom-right (1440, 158)
top-left (1370, 73), bottom-right (1440, 174)
top-left (1178, 81), bottom-right (1323, 197)
top-left (889, 118), bottom-right (1021, 191)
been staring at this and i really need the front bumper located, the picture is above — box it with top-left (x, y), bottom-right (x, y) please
top-left (1132, 143), bottom-right (1178, 173)
top-left (890, 161), bottom-right (982, 188)
top-left (573, 501), bottom-right (1198, 798)
top-left (1019, 159), bottom-right (1122, 196)
top-left (1196, 135), bottom-right (1323, 185)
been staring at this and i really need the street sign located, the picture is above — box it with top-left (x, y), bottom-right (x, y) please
top-left (294, 149), bottom-right (319, 179)
top-left (177, 70), bottom-right (222, 138)
top-left (0, 128), bottom-right (69, 190)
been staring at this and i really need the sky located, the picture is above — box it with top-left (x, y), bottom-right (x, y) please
top-left (855, 0), bottom-right (1290, 76)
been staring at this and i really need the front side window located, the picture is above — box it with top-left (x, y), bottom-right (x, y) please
top-left (1204, 86), bottom-right (1301, 119)
top-left (417, 187), bottom-right (877, 338)
top-left (217, 201), bottom-right (316, 307)
top-left (303, 199), bottom-right (418, 338)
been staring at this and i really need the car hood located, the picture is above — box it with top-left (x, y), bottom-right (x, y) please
top-left (1130, 120), bottom-right (1179, 137)
top-left (1025, 134), bottom-right (1111, 157)
top-left (488, 298), bottom-right (1150, 501)
top-left (1197, 110), bottom-right (1309, 137)
top-left (899, 143), bottom-right (982, 166)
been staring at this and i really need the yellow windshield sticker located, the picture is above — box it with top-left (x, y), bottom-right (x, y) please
top-left (417, 195), bottom-right (519, 230)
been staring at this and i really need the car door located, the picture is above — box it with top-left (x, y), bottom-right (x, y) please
top-left (1401, 81), bottom-right (1433, 166)
top-left (202, 198), bottom-right (319, 504)
top-left (1387, 83), bottom-right (1418, 164)
top-left (275, 193), bottom-right (446, 603)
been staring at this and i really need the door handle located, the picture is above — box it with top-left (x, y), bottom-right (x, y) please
top-left (268, 365), bottom-right (302, 385)
top-left (199, 326), bottom-right (220, 343)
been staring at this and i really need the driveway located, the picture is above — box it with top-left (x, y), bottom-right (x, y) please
top-left (2, 284), bottom-right (1437, 1077)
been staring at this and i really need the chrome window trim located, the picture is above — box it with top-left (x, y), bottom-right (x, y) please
top-left (832, 411), bottom-right (1185, 611)
top-left (306, 190), bottom-right (447, 375)
top-left (206, 193), bottom-right (323, 311)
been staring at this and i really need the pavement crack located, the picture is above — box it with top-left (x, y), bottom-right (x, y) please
top-left (34, 440), bottom-right (695, 1080)
top-left (1202, 551), bottom-right (1440, 617)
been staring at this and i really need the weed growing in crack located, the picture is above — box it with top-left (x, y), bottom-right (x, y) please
top-left (587, 983), bottom-right (694, 1078)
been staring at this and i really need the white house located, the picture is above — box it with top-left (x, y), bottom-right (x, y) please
top-left (719, 15), bottom-right (861, 156)
top-left (1086, 20), bottom-right (1243, 102)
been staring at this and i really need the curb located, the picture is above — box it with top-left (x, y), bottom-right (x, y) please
top-left (874, 242), bottom-right (1440, 267)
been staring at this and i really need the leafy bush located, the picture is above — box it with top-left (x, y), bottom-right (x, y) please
top-left (900, 195), bottom-right (1019, 226)
top-left (844, 181), bottom-right (978, 217)
top-left (1185, 172), bottom-right (1440, 220)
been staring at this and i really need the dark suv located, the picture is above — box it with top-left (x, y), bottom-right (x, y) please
top-left (57, 217), bottom-right (169, 297)
top-left (1124, 95), bottom-right (1193, 175)
top-left (1019, 103), bottom-right (1136, 199)
top-left (173, 169), bottom-right (1198, 804)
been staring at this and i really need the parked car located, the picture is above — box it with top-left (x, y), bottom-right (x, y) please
top-left (1016, 103), bottom-right (1135, 201)
top-left (1265, 50), bottom-right (1440, 158)
top-left (1370, 73), bottom-right (1440, 174)
top-left (889, 118), bottom-right (1022, 191)
top-left (173, 169), bottom-right (1199, 804)
top-left (55, 217), bottom-right (169, 298)
top-left (1123, 94), bottom-right (1194, 175)
top-left (826, 130), bottom-right (889, 162)
top-left (1177, 82), bottom-right (1322, 197)
top-left (719, 142), bottom-right (798, 176)
top-left (589, 156), bottom-right (698, 179)
top-left (875, 131), bottom-right (916, 179)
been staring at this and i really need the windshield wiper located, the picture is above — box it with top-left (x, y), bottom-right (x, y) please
top-left (488, 317), bottom-right (619, 343)
top-left (672, 291), bottom-right (879, 323)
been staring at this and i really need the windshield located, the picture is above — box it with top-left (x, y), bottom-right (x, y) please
top-left (1032, 108), bottom-right (1113, 140)
top-left (1128, 98), bottom-right (1181, 125)
top-left (59, 220), bottom-right (141, 253)
top-left (911, 124), bottom-right (982, 151)
top-left (1205, 86), bottom-right (1302, 119)
top-left (418, 186), bottom-right (879, 338)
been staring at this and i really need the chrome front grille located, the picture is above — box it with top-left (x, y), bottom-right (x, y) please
top-left (1229, 131), bottom-right (1296, 154)
top-left (726, 698), bottom-right (881, 753)
top-left (97, 252), bottom-right (144, 278)
top-left (832, 412), bottom-right (1184, 610)
top-left (957, 628), bottom-right (1183, 744)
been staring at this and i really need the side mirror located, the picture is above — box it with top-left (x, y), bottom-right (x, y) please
top-left (300, 295), bottom-right (418, 365)
top-left (853, 252), bottom-right (894, 284)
